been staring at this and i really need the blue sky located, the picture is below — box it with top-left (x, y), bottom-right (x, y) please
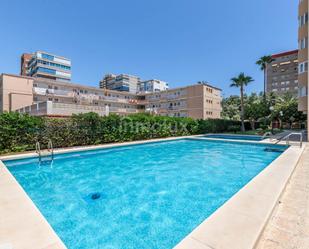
top-left (0, 0), bottom-right (298, 96)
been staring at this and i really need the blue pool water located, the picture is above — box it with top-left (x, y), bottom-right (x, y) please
top-left (5, 139), bottom-right (286, 249)
top-left (204, 134), bottom-right (263, 141)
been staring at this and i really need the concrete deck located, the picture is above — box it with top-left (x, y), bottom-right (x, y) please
top-left (256, 145), bottom-right (309, 249)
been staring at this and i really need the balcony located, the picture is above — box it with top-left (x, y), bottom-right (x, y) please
top-left (33, 87), bottom-right (74, 98)
top-left (15, 101), bottom-right (108, 117)
top-left (109, 107), bottom-right (141, 114)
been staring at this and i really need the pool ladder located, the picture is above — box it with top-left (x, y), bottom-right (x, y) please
top-left (35, 139), bottom-right (54, 163)
top-left (274, 132), bottom-right (303, 148)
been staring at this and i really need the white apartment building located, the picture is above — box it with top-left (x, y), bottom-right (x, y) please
top-left (138, 79), bottom-right (169, 93)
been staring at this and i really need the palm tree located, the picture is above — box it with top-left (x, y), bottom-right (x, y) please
top-left (256, 55), bottom-right (274, 97)
top-left (230, 73), bottom-right (254, 132)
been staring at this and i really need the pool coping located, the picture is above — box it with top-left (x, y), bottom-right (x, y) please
top-left (0, 135), bottom-right (305, 249)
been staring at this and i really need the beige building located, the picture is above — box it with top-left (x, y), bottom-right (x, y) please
top-left (0, 74), bottom-right (222, 119)
top-left (298, 0), bottom-right (309, 138)
top-left (266, 50), bottom-right (299, 96)
top-left (144, 84), bottom-right (221, 119)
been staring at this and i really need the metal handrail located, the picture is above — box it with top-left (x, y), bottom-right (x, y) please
top-left (35, 140), bottom-right (54, 163)
top-left (262, 131), bottom-right (272, 139)
top-left (275, 132), bottom-right (303, 148)
top-left (35, 141), bottom-right (41, 162)
top-left (286, 132), bottom-right (303, 148)
top-left (47, 139), bottom-right (54, 160)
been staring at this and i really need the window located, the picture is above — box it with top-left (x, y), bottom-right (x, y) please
top-left (37, 67), bottom-right (56, 75)
top-left (41, 53), bottom-right (54, 61)
top-left (299, 12), bottom-right (308, 27)
top-left (299, 61), bottom-right (308, 74)
top-left (299, 37), bottom-right (308, 50)
top-left (299, 86), bottom-right (308, 97)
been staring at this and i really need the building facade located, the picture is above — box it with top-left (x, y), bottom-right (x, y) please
top-left (99, 74), bottom-right (140, 93)
top-left (266, 50), bottom-right (299, 96)
top-left (0, 74), bottom-right (222, 119)
top-left (20, 53), bottom-right (33, 76)
top-left (298, 0), bottom-right (309, 139)
top-left (144, 83), bottom-right (221, 119)
top-left (298, 0), bottom-right (309, 111)
top-left (21, 51), bottom-right (72, 82)
top-left (137, 79), bottom-right (169, 93)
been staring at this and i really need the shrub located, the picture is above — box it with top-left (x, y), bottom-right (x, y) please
top-left (0, 112), bottom-right (43, 153)
top-left (227, 125), bottom-right (241, 133)
top-left (0, 112), bottom-right (252, 154)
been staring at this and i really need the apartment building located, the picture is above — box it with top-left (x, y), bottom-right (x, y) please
top-left (21, 51), bottom-right (72, 82)
top-left (20, 53), bottom-right (33, 76)
top-left (0, 74), bottom-right (222, 119)
top-left (298, 0), bottom-right (309, 111)
top-left (266, 50), bottom-right (299, 96)
top-left (99, 74), bottom-right (140, 93)
top-left (144, 83), bottom-right (221, 119)
top-left (138, 79), bottom-right (169, 93)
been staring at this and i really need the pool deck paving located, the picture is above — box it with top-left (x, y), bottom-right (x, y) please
top-left (255, 144), bottom-right (309, 249)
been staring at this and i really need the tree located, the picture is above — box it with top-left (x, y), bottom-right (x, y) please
top-left (230, 73), bottom-right (254, 132)
top-left (256, 55), bottom-right (274, 97)
top-left (221, 95), bottom-right (241, 120)
top-left (270, 93), bottom-right (307, 128)
top-left (244, 93), bottom-right (269, 130)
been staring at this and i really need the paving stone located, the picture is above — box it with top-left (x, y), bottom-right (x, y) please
top-left (256, 145), bottom-right (309, 249)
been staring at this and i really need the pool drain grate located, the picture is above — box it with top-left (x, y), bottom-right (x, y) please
top-left (90, 192), bottom-right (101, 200)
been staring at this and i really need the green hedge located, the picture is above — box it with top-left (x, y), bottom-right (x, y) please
top-left (0, 112), bottom-right (243, 154)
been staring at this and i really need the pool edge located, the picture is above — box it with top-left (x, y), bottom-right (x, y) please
top-left (0, 135), bottom-right (194, 162)
top-left (0, 160), bottom-right (67, 249)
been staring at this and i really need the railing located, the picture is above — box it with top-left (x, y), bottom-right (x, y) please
top-left (35, 141), bottom-right (41, 162)
top-left (35, 139), bottom-right (54, 163)
top-left (16, 101), bottom-right (108, 117)
top-left (48, 139), bottom-right (54, 161)
top-left (286, 132), bottom-right (303, 148)
top-left (262, 131), bottom-right (272, 139)
top-left (275, 132), bottom-right (303, 148)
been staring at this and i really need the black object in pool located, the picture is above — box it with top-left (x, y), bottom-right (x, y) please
top-left (91, 192), bottom-right (101, 200)
top-left (264, 148), bottom-right (285, 153)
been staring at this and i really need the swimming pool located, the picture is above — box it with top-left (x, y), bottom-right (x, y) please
top-left (204, 134), bottom-right (263, 141)
top-left (4, 139), bottom-right (287, 249)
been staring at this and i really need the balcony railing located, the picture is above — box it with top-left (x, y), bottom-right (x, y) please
top-left (15, 101), bottom-right (108, 117)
